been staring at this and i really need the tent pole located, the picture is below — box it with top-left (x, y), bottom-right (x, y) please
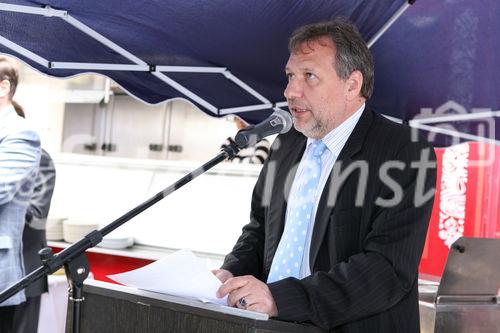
top-left (0, 3), bottom-right (66, 17)
top-left (220, 100), bottom-right (289, 115)
top-left (151, 72), bottom-right (218, 114)
top-left (382, 114), bottom-right (404, 124)
top-left (367, 1), bottom-right (414, 48)
top-left (62, 15), bottom-right (147, 66)
top-left (220, 103), bottom-right (273, 115)
top-left (411, 110), bottom-right (500, 124)
top-left (50, 63), bottom-right (148, 71)
top-left (0, 35), bottom-right (49, 67)
top-left (409, 122), bottom-right (500, 145)
top-left (157, 66), bottom-right (226, 73)
top-left (223, 71), bottom-right (270, 104)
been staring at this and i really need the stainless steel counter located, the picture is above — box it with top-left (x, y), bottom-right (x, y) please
top-left (418, 237), bottom-right (500, 333)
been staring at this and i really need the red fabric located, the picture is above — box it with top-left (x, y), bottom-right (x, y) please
top-left (419, 142), bottom-right (500, 277)
top-left (51, 246), bottom-right (153, 284)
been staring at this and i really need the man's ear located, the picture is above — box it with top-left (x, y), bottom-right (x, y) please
top-left (0, 79), bottom-right (11, 99)
top-left (346, 70), bottom-right (363, 101)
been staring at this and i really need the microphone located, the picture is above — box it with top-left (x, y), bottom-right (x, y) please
top-left (234, 109), bottom-right (293, 148)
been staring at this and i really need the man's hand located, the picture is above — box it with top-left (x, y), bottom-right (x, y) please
top-left (216, 275), bottom-right (278, 317)
top-left (211, 269), bottom-right (234, 283)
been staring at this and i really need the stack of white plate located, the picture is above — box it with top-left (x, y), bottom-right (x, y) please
top-left (46, 217), bottom-right (66, 241)
top-left (63, 220), bottom-right (99, 243)
top-left (98, 235), bottom-right (134, 249)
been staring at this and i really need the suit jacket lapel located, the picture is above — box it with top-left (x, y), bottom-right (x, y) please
top-left (309, 108), bottom-right (374, 270)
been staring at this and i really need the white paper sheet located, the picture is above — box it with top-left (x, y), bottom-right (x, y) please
top-left (107, 249), bottom-right (228, 305)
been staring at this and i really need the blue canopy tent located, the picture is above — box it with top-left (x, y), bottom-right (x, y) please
top-left (0, 0), bottom-right (498, 144)
top-left (369, 0), bottom-right (500, 147)
top-left (0, 0), bottom-right (409, 126)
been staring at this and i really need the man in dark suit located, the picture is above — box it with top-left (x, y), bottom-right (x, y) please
top-left (215, 18), bottom-right (436, 332)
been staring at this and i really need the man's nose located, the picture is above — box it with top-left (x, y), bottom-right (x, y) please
top-left (284, 80), bottom-right (303, 100)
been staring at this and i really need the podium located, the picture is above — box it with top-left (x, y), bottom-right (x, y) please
top-left (68, 280), bottom-right (326, 332)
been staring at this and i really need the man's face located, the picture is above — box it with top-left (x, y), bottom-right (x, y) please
top-left (284, 37), bottom-right (351, 139)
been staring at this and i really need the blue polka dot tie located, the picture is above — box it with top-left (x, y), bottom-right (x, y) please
top-left (267, 140), bottom-right (327, 283)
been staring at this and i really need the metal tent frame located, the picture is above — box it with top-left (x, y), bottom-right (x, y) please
top-left (0, 3), bottom-right (289, 115)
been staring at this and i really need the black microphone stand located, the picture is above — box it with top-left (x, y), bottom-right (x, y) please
top-left (0, 143), bottom-right (240, 333)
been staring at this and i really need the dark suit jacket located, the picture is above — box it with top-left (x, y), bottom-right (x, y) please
top-left (23, 149), bottom-right (56, 297)
top-left (221, 108), bottom-right (436, 332)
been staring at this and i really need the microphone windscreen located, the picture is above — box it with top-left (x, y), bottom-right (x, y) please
top-left (273, 109), bottom-right (293, 134)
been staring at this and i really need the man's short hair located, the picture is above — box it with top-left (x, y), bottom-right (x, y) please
top-left (0, 56), bottom-right (19, 100)
top-left (289, 17), bottom-right (374, 99)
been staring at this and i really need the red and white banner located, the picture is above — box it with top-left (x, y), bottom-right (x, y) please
top-left (419, 142), bottom-right (500, 277)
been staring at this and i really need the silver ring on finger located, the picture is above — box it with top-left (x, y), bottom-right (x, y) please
top-left (238, 297), bottom-right (247, 308)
